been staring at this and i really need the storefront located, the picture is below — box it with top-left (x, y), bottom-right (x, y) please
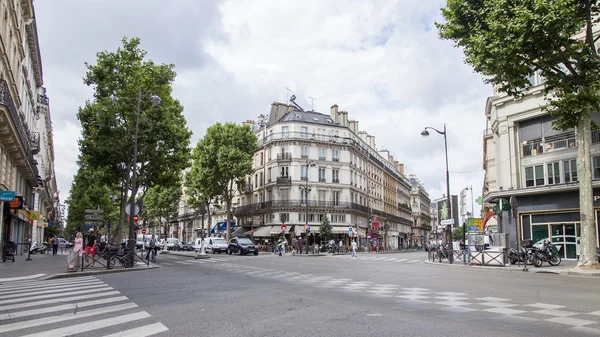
top-left (515, 189), bottom-right (600, 260)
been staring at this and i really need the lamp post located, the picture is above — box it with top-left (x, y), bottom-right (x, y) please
top-left (196, 202), bottom-right (208, 256)
top-left (127, 89), bottom-right (161, 262)
top-left (421, 124), bottom-right (453, 264)
top-left (300, 159), bottom-right (317, 254)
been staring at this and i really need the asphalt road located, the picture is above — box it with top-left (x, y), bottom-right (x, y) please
top-left (2, 251), bottom-right (600, 337)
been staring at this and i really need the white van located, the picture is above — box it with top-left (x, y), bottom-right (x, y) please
top-left (166, 238), bottom-right (179, 250)
top-left (194, 237), bottom-right (228, 253)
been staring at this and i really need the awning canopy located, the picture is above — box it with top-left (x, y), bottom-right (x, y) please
top-left (294, 225), bottom-right (320, 236)
top-left (332, 226), bottom-right (351, 234)
top-left (270, 225), bottom-right (293, 235)
top-left (253, 226), bottom-right (272, 237)
top-left (355, 228), bottom-right (366, 237)
top-left (211, 221), bottom-right (235, 234)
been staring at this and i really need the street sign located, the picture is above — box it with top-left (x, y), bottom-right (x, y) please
top-left (372, 222), bottom-right (380, 229)
top-left (348, 227), bottom-right (352, 232)
top-left (281, 224), bottom-right (287, 231)
top-left (0, 190), bottom-right (15, 202)
top-left (85, 214), bottom-right (102, 221)
top-left (83, 223), bottom-right (94, 230)
top-left (128, 215), bottom-right (140, 223)
top-left (84, 209), bottom-right (103, 214)
top-left (307, 225), bottom-right (311, 231)
top-left (441, 219), bottom-right (454, 226)
top-left (125, 203), bottom-right (140, 216)
top-left (141, 229), bottom-right (147, 234)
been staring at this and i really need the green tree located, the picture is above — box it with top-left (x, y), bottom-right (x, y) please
top-left (77, 37), bottom-right (192, 242)
top-left (65, 164), bottom-right (120, 239)
top-left (438, 0), bottom-right (600, 269)
top-left (184, 163), bottom-right (218, 243)
top-left (320, 215), bottom-right (332, 241)
top-left (452, 225), bottom-right (465, 242)
top-left (143, 183), bottom-right (182, 240)
top-left (191, 123), bottom-right (257, 242)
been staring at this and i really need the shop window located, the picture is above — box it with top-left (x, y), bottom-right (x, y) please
top-left (564, 159), bottom-right (577, 183)
top-left (547, 162), bottom-right (560, 185)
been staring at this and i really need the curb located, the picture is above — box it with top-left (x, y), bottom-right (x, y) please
top-left (423, 260), bottom-right (530, 273)
top-left (292, 254), bottom-right (327, 257)
top-left (423, 260), bottom-right (600, 277)
top-left (39, 265), bottom-right (160, 280)
top-left (194, 254), bottom-right (211, 260)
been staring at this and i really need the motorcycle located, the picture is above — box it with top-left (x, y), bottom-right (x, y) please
top-left (532, 240), bottom-right (561, 267)
top-left (508, 247), bottom-right (529, 265)
top-left (30, 242), bottom-right (47, 254)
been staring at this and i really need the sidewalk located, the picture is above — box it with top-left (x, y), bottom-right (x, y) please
top-left (423, 258), bottom-right (600, 277)
top-left (0, 250), bottom-right (158, 282)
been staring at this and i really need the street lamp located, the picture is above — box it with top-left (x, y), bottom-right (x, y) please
top-left (300, 159), bottom-right (317, 254)
top-left (127, 89), bottom-right (161, 261)
top-left (421, 124), bottom-right (453, 264)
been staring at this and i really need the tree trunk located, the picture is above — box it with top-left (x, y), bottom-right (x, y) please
top-left (576, 111), bottom-right (599, 269)
top-left (226, 199), bottom-right (232, 242)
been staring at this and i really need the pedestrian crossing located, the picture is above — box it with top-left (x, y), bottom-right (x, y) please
top-left (159, 254), bottom-right (274, 266)
top-left (326, 254), bottom-right (422, 264)
top-left (0, 276), bottom-right (168, 336)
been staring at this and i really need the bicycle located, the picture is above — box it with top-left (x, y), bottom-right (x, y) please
top-left (146, 247), bottom-right (157, 263)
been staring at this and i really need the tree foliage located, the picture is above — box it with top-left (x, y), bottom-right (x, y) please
top-left (190, 122), bottom-right (257, 241)
top-left (76, 37), bottom-right (192, 240)
top-left (438, 0), bottom-right (600, 269)
top-left (320, 215), bottom-right (332, 241)
top-left (65, 164), bottom-right (120, 239)
top-left (143, 182), bottom-right (182, 232)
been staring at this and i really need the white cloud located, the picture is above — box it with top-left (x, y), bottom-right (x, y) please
top-left (35, 0), bottom-right (491, 216)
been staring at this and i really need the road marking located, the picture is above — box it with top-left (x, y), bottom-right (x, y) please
top-left (408, 260), bottom-right (421, 263)
top-left (0, 302), bottom-right (138, 333)
top-left (19, 311), bottom-right (151, 337)
top-left (102, 322), bottom-right (169, 337)
top-left (0, 280), bottom-right (103, 295)
top-left (0, 286), bottom-right (112, 305)
top-left (0, 290), bottom-right (121, 311)
top-left (0, 276), bottom-right (98, 291)
top-left (0, 274), bottom-right (46, 282)
top-left (0, 296), bottom-right (130, 320)
top-left (175, 261), bottom-right (194, 265)
top-left (0, 283), bottom-right (108, 299)
top-left (525, 303), bottom-right (566, 310)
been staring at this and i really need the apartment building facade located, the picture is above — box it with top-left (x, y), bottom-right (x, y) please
top-left (233, 101), bottom-right (415, 249)
top-left (1, 0), bottom-right (59, 258)
top-left (409, 175), bottom-right (432, 247)
top-left (482, 69), bottom-right (600, 259)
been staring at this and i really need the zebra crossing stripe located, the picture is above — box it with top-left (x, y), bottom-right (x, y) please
top-left (0, 283), bottom-right (108, 299)
top-left (102, 322), bottom-right (169, 337)
top-left (0, 296), bottom-right (130, 320)
top-left (18, 311), bottom-right (152, 337)
top-left (0, 286), bottom-right (113, 305)
top-left (175, 261), bottom-right (194, 265)
top-left (0, 280), bottom-right (103, 296)
top-left (0, 277), bottom-right (97, 291)
top-left (0, 302), bottom-right (138, 333)
top-left (0, 290), bottom-right (121, 311)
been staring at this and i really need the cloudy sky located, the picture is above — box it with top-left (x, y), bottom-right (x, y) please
top-left (35, 0), bottom-right (490, 217)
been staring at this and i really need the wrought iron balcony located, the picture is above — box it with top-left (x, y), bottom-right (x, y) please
top-left (520, 130), bottom-right (600, 157)
top-left (301, 176), bottom-right (308, 181)
top-left (332, 178), bottom-right (340, 183)
top-left (276, 176), bottom-right (291, 185)
top-left (30, 131), bottom-right (40, 154)
top-left (319, 178), bottom-right (326, 182)
top-left (277, 152), bottom-right (292, 162)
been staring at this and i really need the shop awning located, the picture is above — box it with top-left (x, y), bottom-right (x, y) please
top-left (332, 226), bottom-right (351, 234)
top-left (294, 225), bottom-right (320, 235)
top-left (211, 221), bottom-right (235, 234)
top-left (355, 228), bottom-right (366, 237)
top-left (270, 225), bottom-right (293, 235)
top-left (252, 226), bottom-right (272, 237)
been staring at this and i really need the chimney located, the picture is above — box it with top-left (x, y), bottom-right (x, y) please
top-left (337, 110), bottom-right (348, 127)
top-left (398, 163), bottom-right (405, 176)
top-left (268, 101), bottom-right (293, 125)
top-left (367, 135), bottom-right (375, 149)
top-left (330, 104), bottom-right (339, 123)
top-left (359, 131), bottom-right (368, 143)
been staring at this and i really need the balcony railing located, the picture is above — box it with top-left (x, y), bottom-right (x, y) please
top-left (0, 80), bottom-right (39, 179)
top-left (31, 131), bottom-right (40, 154)
top-left (521, 130), bottom-right (600, 157)
top-left (233, 199), bottom-right (413, 225)
top-left (277, 152), bottom-right (292, 161)
top-left (276, 176), bottom-right (291, 185)
top-left (301, 176), bottom-right (308, 181)
top-left (332, 178), bottom-right (340, 183)
top-left (319, 156), bottom-right (326, 161)
top-left (319, 177), bottom-right (326, 182)
top-left (301, 154), bottom-right (308, 159)
top-left (332, 157), bottom-right (339, 162)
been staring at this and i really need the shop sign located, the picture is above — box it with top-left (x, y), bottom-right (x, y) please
top-left (9, 196), bottom-right (23, 209)
top-left (0, 190), bottom-right (15, 202)
top-left (30, 210), bottom-right (40, 220)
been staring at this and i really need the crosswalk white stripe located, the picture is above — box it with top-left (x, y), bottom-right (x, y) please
top-left (187, 260), bottom-right (207, 264)
top-left (0, 296), bottom-right (129, 320)
top-left (408, 260), bottom-right (421, 263)
top-left (397, 259), bottom-right (408, 262)
top-left (0, 274), bottom-right (47, 282)
top-left (0, 275), bottom-right (97, 287)
top-left (0, 280), bottom-right (103, 295)
top-left (19, 311), bottom-right (151, 337)
top-left (175, 261), bottom-right (193, 265)
top-left (0, 283), bottom-right (108, 299)
top-left (0, 302), bottom-right (138, 333)
top-left (0, 286), bottom-right (112, 305)
top-left (0, 290), bottom-right (121, 311)
top-left (102, 322), bottom-right (169, 337)
top-left (0, 277), bottom-right (98, 291)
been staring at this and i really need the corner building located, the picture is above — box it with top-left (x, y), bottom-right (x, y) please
top-left (233, 102), bottom-right (416, 249)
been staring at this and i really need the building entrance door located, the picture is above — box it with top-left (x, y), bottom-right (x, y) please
top-left (550, 224), bottom-right (578, 259)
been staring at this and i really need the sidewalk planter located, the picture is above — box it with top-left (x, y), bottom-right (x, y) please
top-left (470, 248), bottom-right (506, 266)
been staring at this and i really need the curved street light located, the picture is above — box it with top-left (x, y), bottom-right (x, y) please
top-left (421, 123), bottom-right (453, 264)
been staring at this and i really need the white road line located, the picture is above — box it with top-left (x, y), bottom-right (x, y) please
top-left (0, 290), bottom-right (121, 311)
top-left (187, 260), bottom-right (207, 264)
top-left (408, 260), bottom-right (421, 263)
top-left (0, 283), bottom-right (108, 299)
top-left (0, 277), bottom-right (98, 291)
top-left (0, 274), bottom-right (47, 282)
top-left (0, 286), bottom-right (112, 305)
top-left (102, 322), bottom-right (169, 337)
top-left (0, 303), bottom-right (138, 333)
top-left (0, 296), bottom-right (129, 320)
top-left (397, 259), bottom-right (408, 262)
top-left (0, 280), bottom-right (103, 295)
top-left (19, 311), bottom-right (151, 337)
top-left (175, 261), bottom-right (193, 265)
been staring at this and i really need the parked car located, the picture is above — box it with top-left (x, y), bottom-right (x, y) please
top-left (166, 238), bottom-right (180, 250)
top-left (207, 237), bottom-right (228, 254)
top-left (57, 238), bottom-right (73, 248)
top-left (178, 242), bottom-right (191, 251)
top-left (227, 237), bottom-right (258, 255)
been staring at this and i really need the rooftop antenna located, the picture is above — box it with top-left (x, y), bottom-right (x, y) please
top-left (285, 87), bottom-right (293, 103)
top-left (308, 96), bottom-right (318, 111)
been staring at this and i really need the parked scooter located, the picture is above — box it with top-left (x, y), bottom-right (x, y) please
top-left (30, 242), bottom-right (47, 254)
top-left (508, 247), bottom-right (529, 265)
top-left (532, 240), bottom-right (561, 267)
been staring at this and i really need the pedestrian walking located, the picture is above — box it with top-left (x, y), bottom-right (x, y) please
top-left (351, 239), bottom-right (358, 258)
top-left (298, 236), bottom-right (304, 254)
top-left (292, 237), bottom-right (298, 255)
top-left (277, 237), bottom-right (285, 257)
top-left (85, 229), bottom-right (97, 268)
top-left (52, 236), bottom-right (58, 255)
top-left (69, 232), bottom-right (83, 271)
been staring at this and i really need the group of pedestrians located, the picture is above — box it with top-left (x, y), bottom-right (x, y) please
top-left (276, 236), bottom-right (359, 257)
top-left (67, 229), bottom-right (96, 271)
